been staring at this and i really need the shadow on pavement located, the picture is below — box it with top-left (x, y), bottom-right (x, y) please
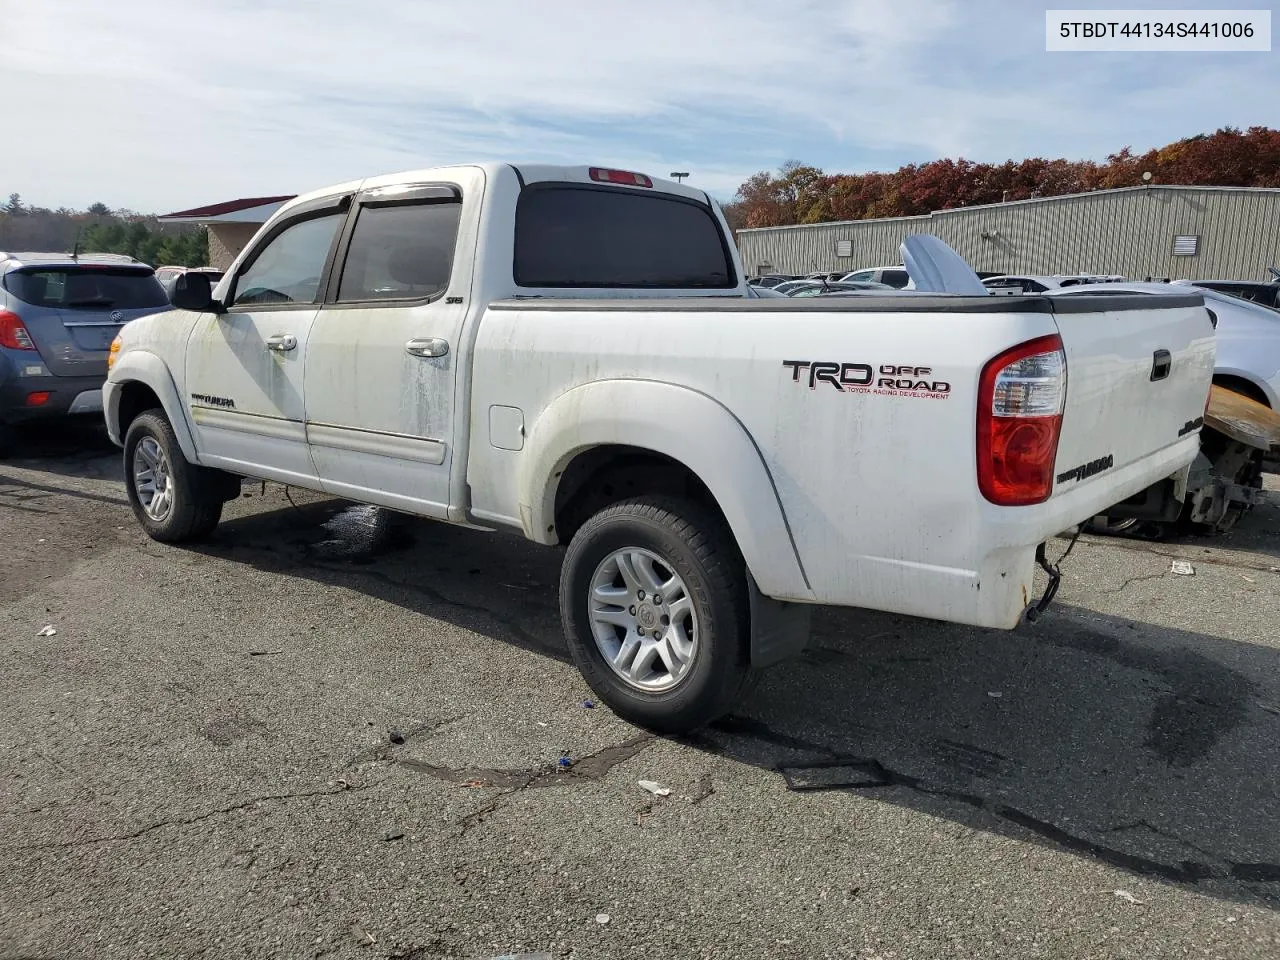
top-left (1, 420), bottom-right (120, 482)
top-left (1095, 482), bottom-right (1280, 563)
top-left (197, 500), bottom-right (1280, 909)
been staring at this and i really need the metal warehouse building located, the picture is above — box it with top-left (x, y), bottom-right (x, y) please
top-left (735, 185), bottom-right (1280, 282)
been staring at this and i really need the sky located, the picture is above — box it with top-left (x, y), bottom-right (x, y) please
top-left (2, 0), bottom-right (1277, 212)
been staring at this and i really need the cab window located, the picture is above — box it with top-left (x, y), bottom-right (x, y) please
top-left (230, 213), bottom-right (344, 307)
top-left (336, 200), bottom-right (462, 303)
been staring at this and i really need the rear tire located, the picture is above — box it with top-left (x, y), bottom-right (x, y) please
top-left (123, 410), bottom-right (223, 542)
top-left (559, 495), bottom-right (753, 734)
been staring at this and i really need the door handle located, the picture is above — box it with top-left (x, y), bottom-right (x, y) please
top-left (1150, 349), bottom-right (1171, 381)
top-left (266, 334), bottom-right (297, 352)
top-left (405, 338), bottom-right (449, 358)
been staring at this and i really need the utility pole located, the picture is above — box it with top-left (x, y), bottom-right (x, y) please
top-left (670, 172), bottom-right (690, 184)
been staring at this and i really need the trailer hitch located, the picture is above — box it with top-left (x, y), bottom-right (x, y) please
top-left (1025, 527), bottom-right (1083, 623)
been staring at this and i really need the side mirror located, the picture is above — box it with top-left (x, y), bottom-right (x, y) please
top-left (170, 272), bottom-right (221, 312)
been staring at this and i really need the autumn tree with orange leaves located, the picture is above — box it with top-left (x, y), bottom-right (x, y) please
top-left (728, 127), bottom-right (1280, 230)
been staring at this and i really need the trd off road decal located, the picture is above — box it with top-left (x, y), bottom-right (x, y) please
top-left (782, 360), bottom-right (951, 400)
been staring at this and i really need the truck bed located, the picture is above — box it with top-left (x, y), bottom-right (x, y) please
top-left (468, 291), bottom-right (1214, 628)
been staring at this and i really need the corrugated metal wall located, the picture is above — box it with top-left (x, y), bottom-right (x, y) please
top-left (736, 186), bottom-right (1280, 281)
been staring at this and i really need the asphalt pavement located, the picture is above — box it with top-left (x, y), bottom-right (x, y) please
top-left (2, 423), bottom-right (1279, 959)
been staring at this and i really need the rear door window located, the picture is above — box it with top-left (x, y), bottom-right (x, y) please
top-left (5, 267), bottom-right (168, 310)
top-left (881, 269), bottom-right (910, 288)
top-left (514, 184), bottom-right (734, 288)
top-left (336, 199), bottom-right (462, 302)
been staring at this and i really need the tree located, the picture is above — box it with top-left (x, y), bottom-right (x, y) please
top-left (86, 202), bottom-right (112, 217)
top-left (5, 193), bottom-right (25, 216)
top-left (78, 218), bottom-right (208, 266)
top-left (720, 200), bottom-right (747, 236)
top-left (732, 126), bottom-right (1280, 227)
top-left (733, 161), bottom-right (830, 227)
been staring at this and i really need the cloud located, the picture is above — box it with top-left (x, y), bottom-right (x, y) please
top-left (3, 0), bottom-right (1276, 210)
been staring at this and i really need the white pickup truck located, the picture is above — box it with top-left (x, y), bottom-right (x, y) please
top-left (104, 163), bottom-right (1216, 732)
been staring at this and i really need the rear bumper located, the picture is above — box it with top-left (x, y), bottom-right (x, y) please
top-left (0, 366), bottom-right (106, 425)
top-left (803, 435), bottom-right (1203, 630)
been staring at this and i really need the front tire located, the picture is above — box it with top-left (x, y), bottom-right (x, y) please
top-left (123, 410), bottom-right (223, 542)
top-left (559, 496), bottom-right (753, 733)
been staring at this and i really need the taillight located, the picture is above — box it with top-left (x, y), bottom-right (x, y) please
top-left (25, 391), bottom-right (51, 407)
top-left (977, 334), bottom-right (1067, 506)
top-left (588, 167), bottom-right (653, 188)
top-left (0, 310), bottom-right (37, 350)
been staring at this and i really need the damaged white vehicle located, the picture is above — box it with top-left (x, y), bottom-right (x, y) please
top-left (104, 163), bottom-right (1215, 732)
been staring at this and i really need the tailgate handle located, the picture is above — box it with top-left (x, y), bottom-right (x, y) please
top-left (1150, 349), bottom-right (1172, 382)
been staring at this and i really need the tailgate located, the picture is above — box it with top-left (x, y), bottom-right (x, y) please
top-left (1050, 293), bottom-right (1215, 495)
top-left (27, 306), bottom-right (157, 376)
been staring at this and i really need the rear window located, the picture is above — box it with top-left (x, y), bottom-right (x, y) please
top-left (514, 184), bottom-right (734, 289)
top-left (881, 269), bottom-right (910, 287)
top-left (5, 267), bottom-right (168, 310)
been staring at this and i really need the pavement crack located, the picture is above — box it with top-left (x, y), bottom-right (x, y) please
top-left (1097, 571), bottom-right (1169, 596)
top-left (780, 757), bottom-right (1219, 883)
top-left (690, 773), bottom-right (716, 805)
top-left (346, 715), bottom-right (466, 768)
top-left (392, 734), bottom-right (655, 834)
top-left (8, 783), bottom-right (370, 852)
top-left (1081, 536), bottom-right (1280, 576)
top-left (401, 733), bottom-right (655, 791)
top-left (455, 773), bottom-right (541, 834)
top-left (706, 717), bottom-right (1276, 889)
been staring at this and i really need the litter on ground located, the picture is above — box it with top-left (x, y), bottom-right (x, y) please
top-left (37, 625), bottom-right (56, 637)
top-left (638, 779), bottom-right (672, 796)
top-left (1170, 560), bottom-right (1196, 576)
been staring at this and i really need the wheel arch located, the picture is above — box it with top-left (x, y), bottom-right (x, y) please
top-left (105, 351), bottom-right (199, 461)
top-left (518, 379), bottom-right (813, 602)
top-left (1212, 370), bottom-right (1274, 409)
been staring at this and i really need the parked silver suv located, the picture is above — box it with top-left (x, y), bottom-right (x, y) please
top-left (0, 251), bottom-right (170, 454)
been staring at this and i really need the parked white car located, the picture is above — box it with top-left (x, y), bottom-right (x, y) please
top-left (1048, 281), bottom-right (1279, 408)
top-left (104, 163), bottom-right (1215, 732)
top-left (1173, 276), bottom-right (1280, 312)
top-left (769, 279), bottom-right (818, 295)
top-left (984, 274), bottom-right (1126, 294)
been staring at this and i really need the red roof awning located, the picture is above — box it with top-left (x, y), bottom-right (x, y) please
top-left (161, 195), bottom-right (296, 219)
